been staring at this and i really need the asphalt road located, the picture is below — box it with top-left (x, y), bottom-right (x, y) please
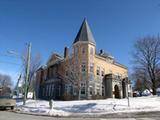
top-left (0, 111), bottom-right (160, 120)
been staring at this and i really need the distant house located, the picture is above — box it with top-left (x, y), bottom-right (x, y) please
top-left (27, 92), bottom-right (33, 99)
top-left (36, 19), bottom-right (132, 100)
top-left (0, 86), bottom-right (11, 96)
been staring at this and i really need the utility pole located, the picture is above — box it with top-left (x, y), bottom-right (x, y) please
top-left (15, 74), bottom-right (21, 97)
top-left (23, 43), bottom-right (31, 105)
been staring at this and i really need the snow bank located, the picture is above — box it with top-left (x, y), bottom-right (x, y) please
top-left (16, 96), bottom-right (160, 116)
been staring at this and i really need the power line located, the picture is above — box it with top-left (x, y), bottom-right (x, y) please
top-left (0, 61), bottom-right (21, 65)
top-left (0, 53), bottom-right (15, 57)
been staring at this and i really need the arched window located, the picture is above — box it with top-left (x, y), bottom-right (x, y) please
top-left (82, 47), bottom-right (85, 54)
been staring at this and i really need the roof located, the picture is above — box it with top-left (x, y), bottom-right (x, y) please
top-left (73, 18), bottom-right (96, 44)
top-left (46, 53), bottom-right (63, 66)
top-left (113, 61), bottom-right (128, 69)
top-left (98, 50), bottom-right (114, 59)
top-left (96, 50), bottom-right (128, 69)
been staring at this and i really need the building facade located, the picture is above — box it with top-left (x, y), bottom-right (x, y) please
top-left (36, 19), bottom-right (131, 100)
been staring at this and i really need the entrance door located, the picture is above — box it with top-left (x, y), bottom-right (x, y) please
top-left (114, 85), bottom-right (120, 98)
top-left (122, 79), bottom-right (126, 98)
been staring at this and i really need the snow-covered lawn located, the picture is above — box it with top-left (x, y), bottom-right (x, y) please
top-left (15, 96), bottom-right (160, 117)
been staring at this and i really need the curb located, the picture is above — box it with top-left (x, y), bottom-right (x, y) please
top-left (13, 110), bottom-right (160, 118)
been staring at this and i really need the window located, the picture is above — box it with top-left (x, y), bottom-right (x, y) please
top-left (65, 85), bottom-right (68, 93)
top-left (96, 66), bottom-right (100, 75)
top-left (81, 83), bottom-right (86, 94)
top-left (73, 87), bottom-right (77, 96)
top-left (75, 47), bottom-right (78, 53)
top-left (90, 47), bottom-right (93, 55)
top-left (65, 85), bottom-right (71, 94)
top-left (89, 87), bottom-right (93, 95)
top-left (97, 89), bottom-right (100, 95)
top-left (50, 66), bottom-right (54, 77)
top-left (47, 68), bottom-right (50, 79)
top-left (81, 63), bottom-right (86, 72)
top-left (74, 47), bottom-right (78, 55)
top-left (65, 71), bottom-right (68, 76)
top-left (89, 74), bottom-right (94, 81)
top-left (51, 84), bottom-right (54, 96)
top-left (44, 69), bottom-right (47, 80)
top-left (47, 67), bottom-right (53, 79)
top-left (102, 86), bottom-right (105, 96)
top-left (40, 71), bottom-right (44, 83)
top-left (46, 86), bottom-right (48, 96)
top-left (81, 87), bottom-right (85, 94)
top-left (90, 63), bottom-right (94, 72)
top-left (50, 85), bottom-right (52, 96)
top-left (81, 83), bottom-right (85, 87)
top-left (43, 88), bottom-right (45, 96)
top-left (58, 86), bottom-right (61, 96)
top-left (82, 47), bottom-right (85, 54)
top-left (101, 68), bottom-right (104, 77)
top-left (48, 85), bottom-right (51, 96)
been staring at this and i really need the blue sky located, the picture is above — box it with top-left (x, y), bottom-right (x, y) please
top-left (0, 0), bottom-right (160, 84)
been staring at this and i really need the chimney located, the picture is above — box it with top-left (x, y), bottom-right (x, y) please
top-left (100, 49), bottom-right (104, 54)
top-left (64, 47), bottom-right (69, 58)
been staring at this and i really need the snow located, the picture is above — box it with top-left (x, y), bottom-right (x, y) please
top-left (16, 96), bottom-right (160, 117)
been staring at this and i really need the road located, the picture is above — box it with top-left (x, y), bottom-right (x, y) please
top-left (0, 111), bottom-right (160, 120)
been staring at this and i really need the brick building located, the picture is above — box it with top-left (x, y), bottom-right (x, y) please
top-left (36, 19), bottom-right (132, 100)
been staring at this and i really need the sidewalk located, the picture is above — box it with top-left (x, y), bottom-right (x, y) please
top-left (14, 110), bottom-right (160, 118)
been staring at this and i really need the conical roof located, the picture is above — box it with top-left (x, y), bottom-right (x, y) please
top-left (73, 18), bottom-right (96, 44)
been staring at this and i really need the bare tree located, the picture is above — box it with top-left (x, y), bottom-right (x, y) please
top-left (65, 57), bottom-right (82, 100)
top-left (22, 50), bottom-right (41, 97)
top-left (132, 35), bottom-right (160, 95)
top-left (0, 73), bottom-right (12, 96)
top-left (0, 73), bottom-right (12, 88)
top-left (132, 67), bottom-right (148, 90)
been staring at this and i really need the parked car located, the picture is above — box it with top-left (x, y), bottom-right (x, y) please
top-left (133, 91), bottom-right (141, 97)
top-left (157, 88), bottom-right (160, 96)
top-left (0, 96), bottom-right (16, 110)
top-left (141, 89), bottom-right (152, 96)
